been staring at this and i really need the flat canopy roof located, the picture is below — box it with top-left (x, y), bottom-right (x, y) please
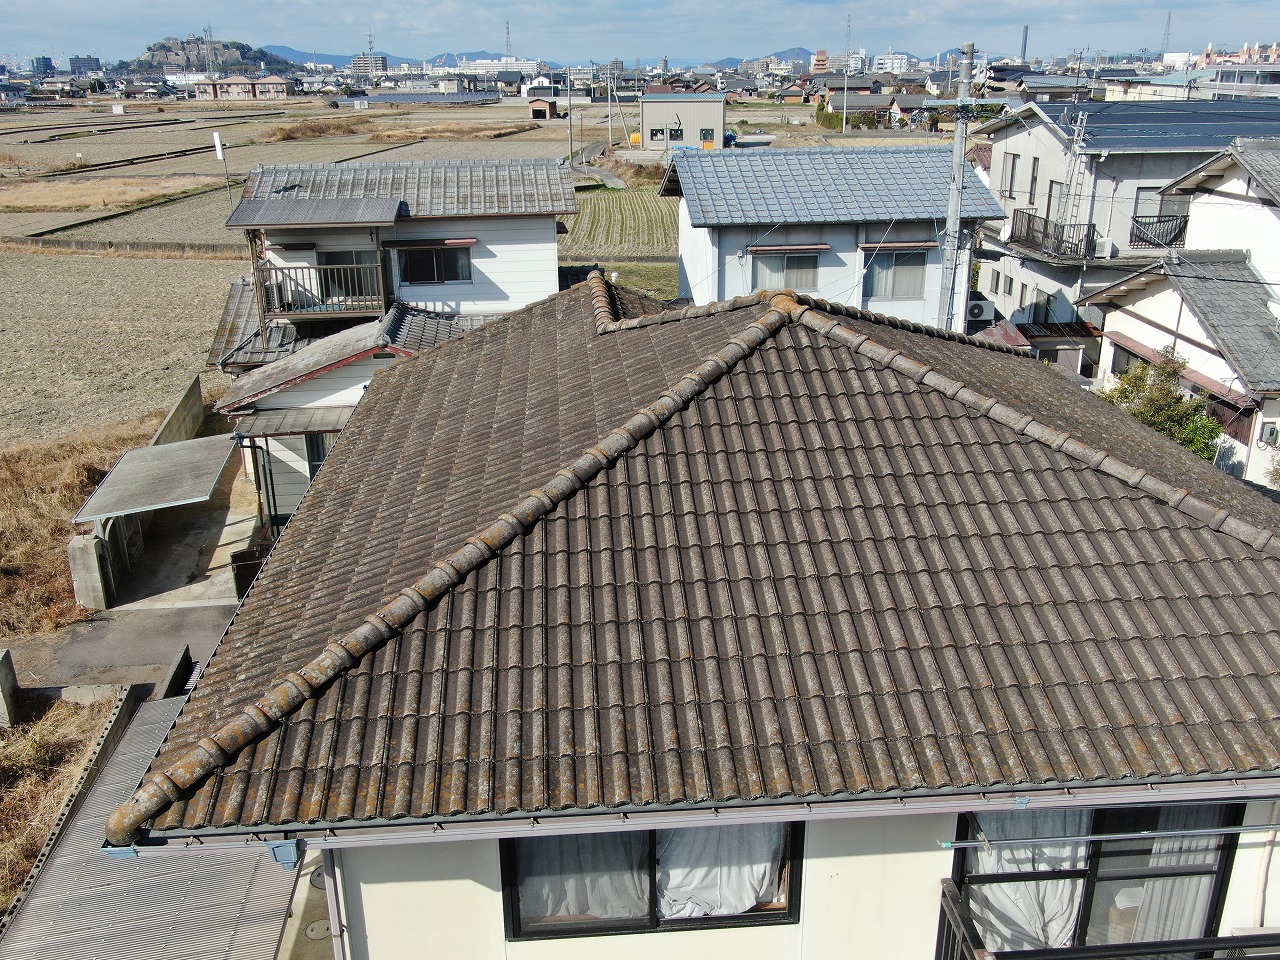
top-left (74, 435), bottom-right (236, 523)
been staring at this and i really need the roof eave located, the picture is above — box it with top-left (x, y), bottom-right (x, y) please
top-left (127, 771), bottom-right (1280, 850)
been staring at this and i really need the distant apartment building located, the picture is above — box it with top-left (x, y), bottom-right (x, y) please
top-left (826, 52), bottom-right (870, 73)
top-left (349, 54), bottom-right (389, 76)
top-left (457, 56), bottom-right (541, 75)
top-left (68, 55), bottom-right (100, 75)
top-left (874, 52), bottom-right (914, 73)
top-left (30, 56), bottom-right (55, 77)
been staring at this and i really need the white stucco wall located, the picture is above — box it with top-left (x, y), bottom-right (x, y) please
top-left (1184, 167), bottom-right (1280, 287)
top-left (679, 214), bottom-right (973, 328)
top-left (334, 813), bottom-right (956, 960)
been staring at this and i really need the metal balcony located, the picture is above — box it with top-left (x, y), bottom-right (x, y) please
top-left (253, 261), bottom-right (386, 323)
top-left (1129, 214), bottom-right (1189, 250)
top-left (1010, 209), bottom-right (1098, 260)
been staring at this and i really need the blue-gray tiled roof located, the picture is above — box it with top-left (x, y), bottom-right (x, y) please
top-left (662, 147), bottom-right (1005, 227)
top-left (1171, 257), bottom-right (1280, 394)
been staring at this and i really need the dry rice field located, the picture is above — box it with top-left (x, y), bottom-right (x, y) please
top-left (0, 251), bottom-right (245, 445)
top-left (559, 186), bottom-right (678, 260)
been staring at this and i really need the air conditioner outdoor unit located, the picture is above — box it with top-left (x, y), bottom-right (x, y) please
top-left (967, 300), bottom-right (997, 324)
top-left (1094, 236), bottom-right (1117, 259)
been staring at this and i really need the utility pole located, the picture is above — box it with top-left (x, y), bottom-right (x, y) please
top-left (935, 41), bottom-right (975, 333)
top-left (841, 15), bottom-right (851, 134)
top-left (566, 74), bottom-right (574, 162)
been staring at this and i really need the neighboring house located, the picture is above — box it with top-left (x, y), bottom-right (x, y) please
top-left (825, 92), bottom-right (932, 125)
top-left (227, 159), bottom-right (577, 334)
top-left (195, 75), bottom-right (291, 100)
top-left (659, 147), bottom-right (1004, 326)
top-left (972, 100), bottom-right (1280, 372)
top-left (638, 92), bottom-right (727, 151)
top-left (214, 302), bottom-right (462, 532)
top-left (1014, 72), bottom-right (1092, 102)
top-left (1078, 138), bottom-right (1280, 487)
top-left (109, 273), bottom-right (1280, 960)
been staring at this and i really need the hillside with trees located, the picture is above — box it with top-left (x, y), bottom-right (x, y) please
top-left (116, 35), bottom-right (298, 74)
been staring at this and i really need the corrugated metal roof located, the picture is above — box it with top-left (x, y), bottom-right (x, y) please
top-left (207, 278), bottom-right (257, 369)
top-left (235, 159), bottom-right (578, 221)
top-left (226, 197), bottom-right (405, 228)
top-left (235, 407), bottom-right (354, 437)
top-left (663, 147), bottom-right (1005, 226)
top-left (643, 93), bottom-right (727, 102)
top-left (111, 276), bottom-right (1280, 840)
top-left (0, 697), bottom-right (295, 960)
top-left (344, 93), bottom-right (501, 104)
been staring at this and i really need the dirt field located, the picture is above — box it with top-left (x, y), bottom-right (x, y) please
top-left (55, 188), bottom-right (244, 245)
top-left (0, 251), bottom-right (245, 444)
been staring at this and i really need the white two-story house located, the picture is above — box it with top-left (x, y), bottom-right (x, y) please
top-left (1079, 138), bottom-right (1280, 487)
top-left (973, 100), bottom-right (1280, 351)
top-left (227, 158), bottom-right (577, 337)
top-left (660, 147), bottom-right (1004, 328)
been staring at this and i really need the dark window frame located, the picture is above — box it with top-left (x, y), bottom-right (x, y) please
top-left (398, 246), bottom-right (471, 285)
top-left (668, 127), bottom-right (684, 141)
top-left (501, 822), bottom-right (805, 941)
top-left (951, 803), bottom-right (1244, 952)
top-left (700, 127), bottom-right (714, 141)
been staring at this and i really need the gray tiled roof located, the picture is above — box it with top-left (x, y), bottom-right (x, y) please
top-left (1233, 138), bottom-right (1280, 201)
top-left (217, 303), bottom-right (462, 412)
top-left (235, 159), bottom-right (578, 222)
top-left (662, 147), bottom-right (1005, 226)
top-left (109, 276), bottom-right (1280, 842)
top-left (1168, 257), bottom-right (1280, 393)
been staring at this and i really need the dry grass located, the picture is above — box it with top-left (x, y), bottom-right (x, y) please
top-left (0, 176), bottom-right (224, 213)
top-left (0, 239), bottom-right (244, 261)
top-left (0, 415), bottom-right (162, 637)
top-left (594, 154), bottom-right (666, 186)
top-left (368, 121), bottom-right (539, 142)
top-left (261, 116), bottom-right (373, 141)
top-left (0, 697), bottom-right (115, 913)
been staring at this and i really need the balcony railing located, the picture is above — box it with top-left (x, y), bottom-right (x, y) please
top-left (254, 261), bottom-right (386, 322)
top-left (1129, 214), bottom-right (1189, 250)
top-left (938, 880), bottom-right (1280, 960)
top-left (1011, 209), bottom-right (1098, 260)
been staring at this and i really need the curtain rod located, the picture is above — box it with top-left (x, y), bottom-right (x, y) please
top-left (942, 822), bottom-right (1280, 850)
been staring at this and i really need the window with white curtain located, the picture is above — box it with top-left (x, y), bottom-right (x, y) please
top-left (960, 804), bottom-right (1241, 953)
top-left (751, 253), bottom-right (818, 292)
top-left (504, 822), bottom-right (801, 938)
top-left (863, 250), bottom-right (927, 300)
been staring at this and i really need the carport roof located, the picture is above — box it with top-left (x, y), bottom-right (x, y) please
top-left (73, 436), bottom-right (236, 524)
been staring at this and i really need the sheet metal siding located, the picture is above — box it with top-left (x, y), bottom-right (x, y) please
top-left (0, 698), bottom-right (295, 960)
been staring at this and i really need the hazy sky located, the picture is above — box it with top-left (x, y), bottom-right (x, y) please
top-left (3, 0), bottom-right (1272, 68)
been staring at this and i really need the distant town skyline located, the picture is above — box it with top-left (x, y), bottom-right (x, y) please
top-left (3, 0), bottom-right (1271, 70)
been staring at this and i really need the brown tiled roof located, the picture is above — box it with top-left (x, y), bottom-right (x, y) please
top-left (108, 276), bottom-right (1280, 843)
